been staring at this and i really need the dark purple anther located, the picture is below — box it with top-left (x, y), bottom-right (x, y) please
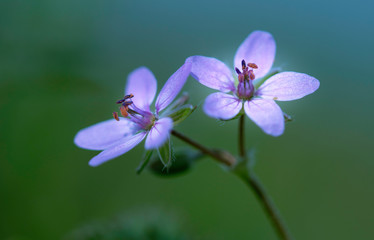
top-left (116, 94), bottom-right (134, 104)
top-left (235, 67), bottom-right (242, 75)
top-left (241, 59), bottom-right (246, 70)
top-left (124, 94), bottom-right (134, 99)
top-left (122, 100), bottom-right (133, 107)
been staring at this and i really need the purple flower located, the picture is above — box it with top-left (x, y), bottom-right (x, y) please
top-left (186, 30), bottom-right (320, 136)
top-left (74, 62), bottom-right (191, 166)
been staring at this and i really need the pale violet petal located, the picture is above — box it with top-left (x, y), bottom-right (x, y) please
top-left (256, 72), bottom-right (320, 101)
top-left (186, 56), bottom-right (235, 92)
top-left (244, 98), bottom-right (284, 137)
top-left (234, 31), bottom-right (276, 79)
top-left (125, 66), bottom-right (157, 111)
top-left (203, 92), bottom-right (242, 120)
top-left (155, 62), bottom-right (191, 113)
top-left (74, 118), bottom-right (137, 150)
top-left (145, 117), bottom-right (173, 149)
top-left (89, 131), bottom-right (147, 167)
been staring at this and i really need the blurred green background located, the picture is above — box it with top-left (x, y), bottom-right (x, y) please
top-left (1, 0), bottom-right (374, 239)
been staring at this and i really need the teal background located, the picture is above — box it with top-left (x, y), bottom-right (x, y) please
top-left (1, 0), bottom-right (374, 239)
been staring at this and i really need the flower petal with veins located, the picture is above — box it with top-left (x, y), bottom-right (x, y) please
top-left (74, 118), bottom-right (137, 150)
top-left (244, 98), bottom-right (284, 137)
top-left (89, 131), bottom-right (147, 167)
top-left (145, 117), bottom-right (173, 149)
top-left (256, 72), bottom-right (320, 101)
top-left (203, 92), bottom-right (242, 120)
top-left (155, 62), bottom-right (191, 113)
top-left (234, 31), bottom-right (276, 79)
top-left (126, 67), bottom-right (157, 112)
top-left (187, 56), bottom-right (235, 92)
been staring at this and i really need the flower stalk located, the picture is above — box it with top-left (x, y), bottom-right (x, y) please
top-left (75, 30), bottom-right (320, 240)
top-left (236, 115), bottom-right (293, 240)
top-left (171, 125), bottom-right (293, 240)
top-left (238, 115), bottom-right (246, 159)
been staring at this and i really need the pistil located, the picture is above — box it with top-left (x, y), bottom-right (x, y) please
top-left (235, 60), bottom-right (258, 99)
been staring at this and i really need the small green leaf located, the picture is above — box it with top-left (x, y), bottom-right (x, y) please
top-left (149, 148), bottom-right (203, 177)
top-left (167, 104), bottom-right (196, 126)
top-left (136, 150), bottom-right (153, 174)
top-left (157, 137), bottom-right (173, 169)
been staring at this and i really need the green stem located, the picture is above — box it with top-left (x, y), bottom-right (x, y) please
top-left (172, 128), bottom-right (293, 240)
top-left (236, 115), bottom-right (293, 240)
top-left (238, 115), bottom-right (246, 159)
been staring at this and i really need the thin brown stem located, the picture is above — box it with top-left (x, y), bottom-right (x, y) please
top-left (171, 130), bottom-right (236, 167)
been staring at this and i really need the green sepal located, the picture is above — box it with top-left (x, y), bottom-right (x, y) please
top-left (167, 104), bottom-right (196, 126)
top-left (149, 148), bottom-right (203, 177)
top-left (136, 150), bottom-right (153, 174)
top-left (157, 137), bottom-right (173, 169)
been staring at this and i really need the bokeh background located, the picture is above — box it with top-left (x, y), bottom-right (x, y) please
top-left (1, 0), bottom-right (374, 239)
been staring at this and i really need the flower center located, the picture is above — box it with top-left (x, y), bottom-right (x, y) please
top-left (113, 94), bottom-right (156, 130)
top-left (235, 60), bottom-right (258, 100)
